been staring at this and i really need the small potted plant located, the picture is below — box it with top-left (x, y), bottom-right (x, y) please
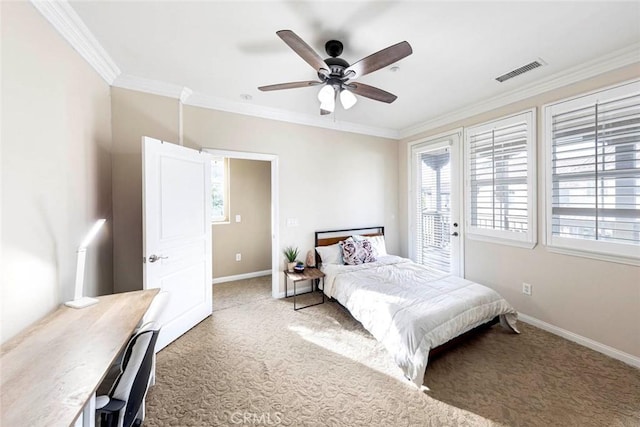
top-left (283, 246), bottom-right (299, 272)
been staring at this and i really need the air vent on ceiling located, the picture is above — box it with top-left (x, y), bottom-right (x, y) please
top-left (495, 59), bottom-right (545, 83)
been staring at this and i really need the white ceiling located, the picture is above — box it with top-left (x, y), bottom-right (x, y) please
top-left (66, 1), bottom-right (640, 138)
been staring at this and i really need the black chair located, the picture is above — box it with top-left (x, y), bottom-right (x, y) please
top-left (96, 321), bottom-right (160, 427)
top-left (97, 292), bottom-right (169, 395)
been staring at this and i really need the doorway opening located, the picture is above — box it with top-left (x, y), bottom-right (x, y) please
top-left (204, 149), bottom-right (279, 299)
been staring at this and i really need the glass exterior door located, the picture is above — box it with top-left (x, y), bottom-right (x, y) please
top-left (411, 134), bottom-right (462, 275)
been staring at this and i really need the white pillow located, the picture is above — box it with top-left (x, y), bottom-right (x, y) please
top-left (369, 235), bottom-right (388, 256)
top-left (315, 243), bottom-right (344, 265)
top-left (352, 234), bottom-right (388, 257)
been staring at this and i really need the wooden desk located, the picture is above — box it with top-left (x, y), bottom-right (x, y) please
top-left (0, 289), bottom-right (158, 427)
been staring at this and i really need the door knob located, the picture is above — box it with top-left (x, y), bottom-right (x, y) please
top-left (451, 232), bottom-right (459, 237)
top-left (148, 254), bottom-right (168, 263)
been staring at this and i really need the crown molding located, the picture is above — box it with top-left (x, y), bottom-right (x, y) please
top-left (30, 0), bottom-right (120, 84)
top-left (186, 92), bottom-right (400, 140)
top-left (400, 43), bottom-right (640, 140)
top-left (112, 74), bottom-right (188, 100)
top-left (33, 0), bottom-right (637, 142)
top-left (111, 73), bottom-right (399, 139)
top-left (179, 87), bottom-right (193, 104)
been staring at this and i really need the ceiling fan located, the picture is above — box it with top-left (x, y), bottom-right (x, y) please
top-left (258, 30), bottom-right (412, 115)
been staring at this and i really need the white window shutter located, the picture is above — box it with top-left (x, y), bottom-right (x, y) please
top-left (464, 109), bottom-right (536, 247)
top-left (545, 81), bottom-right (640, 263)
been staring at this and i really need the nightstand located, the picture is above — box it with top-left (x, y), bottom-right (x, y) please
top-left (283, 267), bottom-right (325, 311)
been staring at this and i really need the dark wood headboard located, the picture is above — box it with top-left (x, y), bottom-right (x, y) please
top-left (314, 226), bottom-right (385, 265)
top-left (315, 226), bottom-right (385, 247)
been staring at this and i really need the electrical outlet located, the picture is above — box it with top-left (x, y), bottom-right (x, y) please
top-left (522, 282), bottom-right (532, 296)
top-left (235, 253), bottom-right (241, 261)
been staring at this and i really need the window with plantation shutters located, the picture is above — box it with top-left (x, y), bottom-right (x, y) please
top-left (544, 81), bottom-right (640, 264)
top-left (464, 110), bottom-right (537, 247)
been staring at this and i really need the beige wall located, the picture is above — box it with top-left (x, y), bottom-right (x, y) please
top-left (108, 87), bottom-right (399, 294)
top-left (110, 87), bottom-right (180, 293)
top-left (399, 63), bottom-right (640, 358)
top-left (212, 159), bottom-right (271, 278)
top-left (1, 2), bottom-right (113, 342)
top-left (6, 0), bottom-right (634, 364)
top-left (183, 105), bottom-right (400, 294)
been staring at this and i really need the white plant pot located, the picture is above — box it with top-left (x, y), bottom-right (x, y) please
top-left (287, 262), bottom-right (296, 272)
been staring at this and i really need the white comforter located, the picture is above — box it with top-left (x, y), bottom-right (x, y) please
top-left (321, 255), bottom-right (519, 386)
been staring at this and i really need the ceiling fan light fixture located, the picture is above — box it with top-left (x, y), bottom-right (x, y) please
top-left (320, 98), bottom-right (335, 114)
top-left (340, 89), bottom-right (357, 110)
top-left (318, 84), bottom-right (336, 114)
top-left (260, 30), bottom-right (412, 113)
top-left (317, 85), bottom-right (335, 103)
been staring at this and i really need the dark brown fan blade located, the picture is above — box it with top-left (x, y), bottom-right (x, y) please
top-left (346, 82), bottom-right (397, 103)
top-left (345, 41), bottom-right (412, 79)
top-left (258, 81), bottom-right (323, 91)
top-left (277, 30), bottom-right (329, 75)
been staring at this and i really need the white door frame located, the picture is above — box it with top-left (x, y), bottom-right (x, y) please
top-left (203, 148), bottom-right (279, 298)
top-left (407, 128), bottom-right (464, 277)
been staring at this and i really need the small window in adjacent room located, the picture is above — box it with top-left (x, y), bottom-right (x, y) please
top-left (464, 109), bottom-right (537, 248)
top-left (211, 157), bottom-right (229, 223)
top-left (543, 80), bottom-right (640, 264)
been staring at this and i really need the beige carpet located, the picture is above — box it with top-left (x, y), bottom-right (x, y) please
top-left (145, 276), bottom-right (640, 426)
top-left (212, 276), bottom-right (273, 312)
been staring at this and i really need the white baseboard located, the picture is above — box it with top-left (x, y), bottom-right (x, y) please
top-left (213, 271), bottom-right (318, 299)
top-left (518, 313), bottom-right (640, 369)
top-left (212, 270), bottom-right (271, 285)
top-left (276, 284), bottom-right (313, 299)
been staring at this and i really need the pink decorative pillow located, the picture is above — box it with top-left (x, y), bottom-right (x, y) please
top-left (340, 239), bottom-right (376, 265)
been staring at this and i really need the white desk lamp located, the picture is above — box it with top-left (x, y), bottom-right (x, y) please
top-left (65, 219), bottom-right (106, 309)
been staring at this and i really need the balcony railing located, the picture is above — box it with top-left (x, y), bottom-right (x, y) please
top-left (420, 211), bottom-right (450, 273)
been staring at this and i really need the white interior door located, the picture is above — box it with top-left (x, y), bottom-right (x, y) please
top-left (142, 137), bottom-right (212, 351)
top-left (410, 132), bottom-right (463, 276)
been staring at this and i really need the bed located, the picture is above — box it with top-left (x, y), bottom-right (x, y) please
top-left (315, 226), bottom-right (519, 387)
